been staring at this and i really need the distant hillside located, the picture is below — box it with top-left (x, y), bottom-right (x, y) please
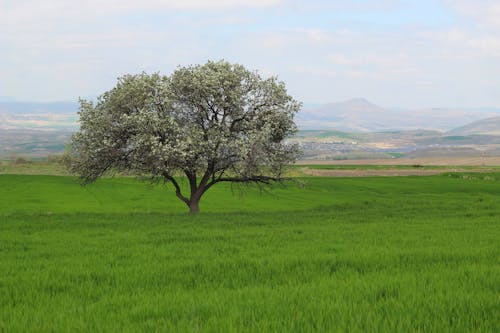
top-left (449, 117), bottom-right (500, 135)
top-left (291, 127), bottom-right (500, 160)
top-left (296, 98), bottom-right (390, 131)
top-left (297, 98), bottom-right (500, 132)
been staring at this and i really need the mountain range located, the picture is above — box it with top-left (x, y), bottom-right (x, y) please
top-left (298, 98), bottom-right (500, 132)
top-left (2, 98), bottom-right (500, 133)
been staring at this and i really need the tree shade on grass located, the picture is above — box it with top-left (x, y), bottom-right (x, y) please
top-left (0, 174), bottom-right (499, 332)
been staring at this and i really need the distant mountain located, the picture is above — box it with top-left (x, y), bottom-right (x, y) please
top-left (2, 98), bottom-right (500, 133)
top-left (297, 98), bottom-right (389, 131)
top-left (298, 98), bottom-right (500, 132)
top-left (449, 116), bottom-right (500, 135)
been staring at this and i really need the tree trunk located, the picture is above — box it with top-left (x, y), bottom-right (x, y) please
top-left (188, 183), bottom-right (205, 214)
top-left (188, 199), bottom-right (200, 214)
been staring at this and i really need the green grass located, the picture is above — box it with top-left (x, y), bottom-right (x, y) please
top-left (1, 174), bottom-right (499, 332)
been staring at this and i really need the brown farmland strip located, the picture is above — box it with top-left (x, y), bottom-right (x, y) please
top-left (297, 156), bottom-right (500, 166)
top-left (301, 169), bottom-right (446, 177)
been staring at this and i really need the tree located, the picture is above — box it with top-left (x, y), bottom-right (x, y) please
top-left (69, 60), bottom-right (301, 213)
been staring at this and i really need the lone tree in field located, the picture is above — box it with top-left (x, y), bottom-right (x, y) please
top-left (69, 60), bottom-right (301, 213)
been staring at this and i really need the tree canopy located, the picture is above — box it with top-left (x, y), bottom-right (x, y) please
top-left (69, 60), bottom-right (301, 213)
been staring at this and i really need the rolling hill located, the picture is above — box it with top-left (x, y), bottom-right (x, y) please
top-left (448, 116), bottom-right (500, 135)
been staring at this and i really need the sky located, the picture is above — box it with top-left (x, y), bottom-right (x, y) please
top-left (1, 0), bottom-right (500, 108)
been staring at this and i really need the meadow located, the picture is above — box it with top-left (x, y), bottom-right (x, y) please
top-left (0, 172), bottom-right (499, 332)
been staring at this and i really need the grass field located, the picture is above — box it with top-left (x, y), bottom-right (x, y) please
top-left (1, 173), bottom-right (499, 332)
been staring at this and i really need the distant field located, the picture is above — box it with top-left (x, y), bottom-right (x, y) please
top-left (297, 156), bottom-right (500, 166)
top-left (0, 160), bottom-right (69, 175)
top-left (1, 174), bottom-right (499, 332)
top-left (296, 164), bottom-right (500, 177)
top-left (3, 160), bottom-right (500, 178)
top-left (298, 164), bottom-right (474, 170)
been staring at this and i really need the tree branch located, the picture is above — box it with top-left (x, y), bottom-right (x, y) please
top-left (163, 173), bottom-right (189, 204)
top-left (184, 169), bottom-right (197, 196)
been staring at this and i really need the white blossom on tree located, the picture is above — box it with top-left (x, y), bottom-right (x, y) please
top-left (69, 60), bottom-right (301, 213)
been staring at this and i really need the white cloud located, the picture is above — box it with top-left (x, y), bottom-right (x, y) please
top-left (285, 0), bottom-right (402, 12)
top-left (252, 28), bottom-right (336, 52)
top-left (418, 27), bottom-right (500, 58)
top-left (2, 0), bottom-right (500, 107)
top-left (0, 0), bottom-right (281, 41)
top-left (236, 20), bottom-right (500, 107)
top-left (444, 0), bottom-right (500, 30)
top-left (1, 0), bottom-right (281, 17)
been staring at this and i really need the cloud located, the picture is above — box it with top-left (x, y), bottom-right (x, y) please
top-left (1, 0), bottom-right (282, 17)
top-left (252, 28), bottom-right (337, 52)
top-left (237, 20), bottom-right (500, 106)
top-left (418, 27), bottom-right (500, 57)
top-left (0, 0), bottom-right (281, 43)
top-left (444, 1), bottom-right (500, 30)
top-left (285, 0), bottom-right (402, 12)
top-left (2, 0), bottom-right (500, 108)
